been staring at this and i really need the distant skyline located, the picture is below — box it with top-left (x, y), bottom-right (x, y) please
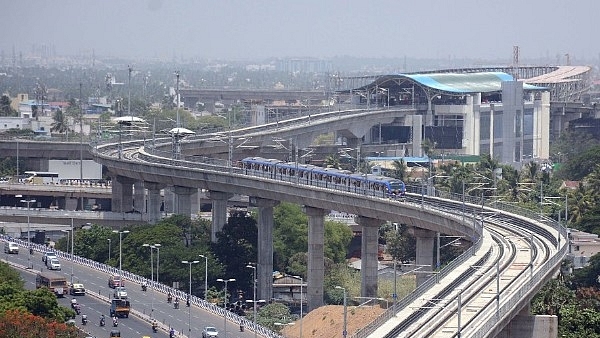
top-left (3, 0), bottom-right (599, 64)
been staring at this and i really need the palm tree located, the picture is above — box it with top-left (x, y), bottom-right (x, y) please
top-left (390, 159), bottom-right (406, 181)
top-left (51, 109), bottom-right (70, 134)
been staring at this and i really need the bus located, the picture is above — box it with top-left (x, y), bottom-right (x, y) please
top-left (24, 171), bottom-right (60, 184)
top-left (36, 271), bottom-right (68, 297)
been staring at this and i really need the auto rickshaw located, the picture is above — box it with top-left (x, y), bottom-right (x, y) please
top-left (109, 329), bottom-right (120, 337)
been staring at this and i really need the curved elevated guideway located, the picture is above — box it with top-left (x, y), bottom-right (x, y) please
top-left (88, 108), bottom-right (566, 338)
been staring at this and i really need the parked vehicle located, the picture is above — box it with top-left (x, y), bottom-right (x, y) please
top-left (4, 242), bottom-right (19, 254)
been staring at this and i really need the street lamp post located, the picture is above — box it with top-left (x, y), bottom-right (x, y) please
top-left (293, 275), bottom-right (304, 338)
top-left (61, 227), bottom-right (74, 285)
top-left (70, 218), bottom-right (74, 284)
top-left (182, 260), bottom-right (199, 337)
top-left (143, 243), bottom-right (160, 316)
top-left (107, 238), bottom-right (111, 261)
top-left (199, 254), bottom-right (208, 301)
top-left (246, 264), bottom-right (257, 338)
top-left (19, 197), bottom-right (36, 268)
top-left (112, 230), bottom-right (130, 298)
top-left (216, 278), bottom-right (236, 338)
top-left (156, 244), bottom-right (161, 284)
top-left (335, 286), bottom-right (348, 338)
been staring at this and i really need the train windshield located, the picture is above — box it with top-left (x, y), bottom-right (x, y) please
top-left (388, 181), bottom-right (405, 190)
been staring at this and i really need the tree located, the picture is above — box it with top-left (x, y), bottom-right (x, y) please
top-left (324, 220), bottom-right (353, 264)
top-left (273, 203), bottom-right (309, 270)
top-left (390, 159), bottom-right (406, 181)
top-left (561, 145), bottom-right (600, 181)
top-left (0, 309), bottom-right (80, 338)
top-left (0, 95), bottom-right (17, 117)
top-left (50, 109), bottom-right (70, 134)
top-left (385, 224), bottom-right (416, 263)
top-left (213, 211), bottom-right (258, 293)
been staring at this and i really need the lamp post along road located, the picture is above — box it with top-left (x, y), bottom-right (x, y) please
top-left (217, 278), bottom-right (235, 338)
top-left (70, 218), bottom-right (74, 284)
top-left (246, 264), bottom-right (257, 338)
top-left (335, 286), bottom-right (348, 338)
top-left (143, 243), bottom-right (160, 316)
top-left (18, 197), bottom-right (36, 268)
top-left (112, 230), bottom-right (129, 297)
top-left (107, 239), bottom-right (111, 261)
top-left (182, 260), bottom-right (199, 337)
top-left (293, 276), bottom-right (304, 338)
top-left (199, 254), bottom-right (208, 301)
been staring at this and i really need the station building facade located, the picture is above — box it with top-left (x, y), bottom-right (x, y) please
top-left (349, 71), bottom-right (551, 168)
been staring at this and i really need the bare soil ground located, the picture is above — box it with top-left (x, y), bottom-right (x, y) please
top-left (280, 304), bottom-right (386, 338)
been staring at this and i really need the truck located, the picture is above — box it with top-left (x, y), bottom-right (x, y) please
top-left (110, 299), bottom-right (130, 318)
top-left (36, 271), bottom-right (68, 297)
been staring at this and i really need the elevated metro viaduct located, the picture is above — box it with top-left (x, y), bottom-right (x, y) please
top-left (95, 107), bottom-right (565, 337)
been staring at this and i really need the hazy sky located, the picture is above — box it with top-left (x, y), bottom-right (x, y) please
top-left (3, 0), bottom-right (599, 62)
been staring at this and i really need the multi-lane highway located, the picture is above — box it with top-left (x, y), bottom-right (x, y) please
top-left (2, 244), bottom-right (259, 338)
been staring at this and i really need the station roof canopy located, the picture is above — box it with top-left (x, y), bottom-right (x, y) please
top-left (353, 71), bottom-right (546, 95)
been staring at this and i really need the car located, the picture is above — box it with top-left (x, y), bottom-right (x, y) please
top-left (69, 283), bottom-right (86, 296)
top-left (113, 287), bottom-right (127, 299)
top-left (108, 275), bottom-right (124, 288)
top-left (42, 251), bottom-right (57, 263)
top-left (4, 242), bottom-right (19, 254)
top-left (202, 326), bottom-right (219, 338)
top-left (47, 258), bottom-right (61, 270)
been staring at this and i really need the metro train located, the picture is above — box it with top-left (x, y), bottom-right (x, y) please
top-left (240, 157), bottom-right (406, 199)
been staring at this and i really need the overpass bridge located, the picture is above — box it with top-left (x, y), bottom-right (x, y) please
top-left (91, 107), bottom-right (566, 337)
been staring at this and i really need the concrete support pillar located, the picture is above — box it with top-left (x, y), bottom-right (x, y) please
top-left (412, 227), bottom-right (436, 286)
top-left (133, 181), bottom-right (145, 213)
top-left (250, 197), bottom-right (280, 303)
top-left (304, 206), bottom-right (329, 311)
top-left (146, 182), bottom-right (165, 224)
top-left (111, 175), bottom-right (134, 213)
top-left (173, 186), bottom-right (195, 217)
top-left (356, 216), bottom-right (384, 298)
top-left (497, 312), bottom-right (557, 338)
top-left (206, 191), bottom-right (233, 242)
top-left (164, 187), bottom-right (175, 215)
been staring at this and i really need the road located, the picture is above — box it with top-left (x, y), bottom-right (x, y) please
top-left (3, 247), bottom-right (258, 338)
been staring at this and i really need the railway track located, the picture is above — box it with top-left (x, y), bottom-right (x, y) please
top-left (97, 134), bottom-right (567, 338)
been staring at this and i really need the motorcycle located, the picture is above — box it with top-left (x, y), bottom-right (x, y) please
top-left (173, 299), bottom-right (179, 309)
top-left (112, 317), bottom-right (118, 327)
top-left (167, 294), bottom-right (172, 303)
top-left (73, 304), bottom-right (81, 315)
top-left (81, 315), bottom-right (88, 326)
top-left (141, 283), bottom-right (147, 292)
top-left (240, 324), bottom-right (245, 332)
top-left (100, 317), bottom-right (106, 327)
top-left (152, 322), bottom-right (158, 333)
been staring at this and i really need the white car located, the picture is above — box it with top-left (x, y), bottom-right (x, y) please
top-left (113, 287), bottom-right (128, 299)
top-left (202, 326), bottom-right (219, 338)
top-left (42, 251), bottom-right (57, 263)
top-left (47, 258), bottom-right (61, 270)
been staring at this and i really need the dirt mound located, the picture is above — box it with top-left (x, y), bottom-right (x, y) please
top-left (281, 304), bottom-right (386, 338)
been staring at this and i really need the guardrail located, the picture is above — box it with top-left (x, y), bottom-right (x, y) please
top-left (0, 234), bottom-right (284, 338)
